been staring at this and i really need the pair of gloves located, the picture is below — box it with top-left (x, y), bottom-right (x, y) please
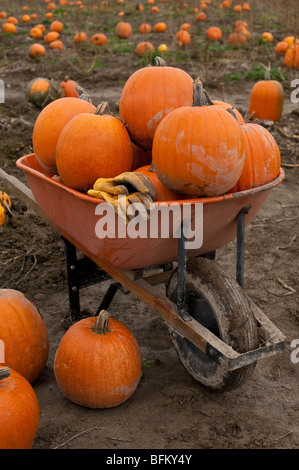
top-left (87, 172), bottom-right (156, 223)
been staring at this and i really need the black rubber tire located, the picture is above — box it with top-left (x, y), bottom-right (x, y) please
top-left (166, 257), bottom-right (259, 391)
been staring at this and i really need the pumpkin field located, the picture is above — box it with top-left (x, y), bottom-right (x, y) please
top-left (0, 0), bottom-right (299, 452)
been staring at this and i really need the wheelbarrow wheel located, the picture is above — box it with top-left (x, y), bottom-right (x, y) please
top-left (166, 257), bottom-right (259, 391)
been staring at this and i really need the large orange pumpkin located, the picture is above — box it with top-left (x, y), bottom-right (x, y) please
top-left (0, 290), bottom-right (49, 384)
top-left (119, 57), bottom-right (193, 149)
top-left (54, 310), bottom-right (142, 408)
top-left (152, 79), bottom-right (245, 197)
top-left (134, 165), bottom-right (187, 201)
top-left (0, 367), bottom-right (40, 449)
top-left (55, 103), bottom-right (133, 191)
top-left (285, 45), bottom-right (299, 69)
top-left (229, 123), bottom-right (281, 193)
top-left (249, 72), bottom-right (284, 122)
top-left (115, 22), bottom-right (132, 38)
top-left (32, 96), bottom-right (96, 173)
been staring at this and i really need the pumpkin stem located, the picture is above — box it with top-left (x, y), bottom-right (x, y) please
top-left (193, 78), bottom-right (213, 107)
top-left (95, 102), bottom-right (111, 115)
top-left (94, 310), bottom-right (110, 334)
top-left (0, 366), bottom-right (10, 380)
top-left (154, 56), bottom-right (166, 67)
top-left (77, 86), bottom-right (93, 104)
top-left (265, 61), bottom-right (271, 80)
top-left (226, 107), bottom-right (238, 121)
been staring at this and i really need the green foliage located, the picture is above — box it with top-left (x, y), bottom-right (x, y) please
top-left (223, 65), bottom-right (286, 82)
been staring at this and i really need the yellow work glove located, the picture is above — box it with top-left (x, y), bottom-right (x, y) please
top-left (87, 172), bottom-right (156, 223)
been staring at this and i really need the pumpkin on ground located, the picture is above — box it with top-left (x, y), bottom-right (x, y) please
top-left (32, 95), bottom-right (96, 173)
top-left (119, 57), bottom-right (193, 150)
top-left (54, 310), bottom-right (142, 408)
top-left (25, 77), bottom-right (63, 108)
top-left (55, 103), bottom-right (133, 191)
top-left (115, 22), bottom-right (132, 38)
top-left (229, 123), bottom-right (281, 193)
top-left (0, 289), bottom-right (49, 384)
top-left (285, 45), bottom-right (299, 69)
top-left (60, 79), bottom-right (80, 97)
top-left (0, 191), bottom-right (12, 226)
top-left (135, 41), bottom-right (155, 56)
top-left (0, 367), bottom-right (40, 449)
top-left (152, 79), bottom-right (245, 197)
top-left (249, 67), bottom-right (284, 121)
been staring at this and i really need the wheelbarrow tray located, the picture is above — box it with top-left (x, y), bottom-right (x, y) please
top-left (16, 154), bottom-right (285, 270)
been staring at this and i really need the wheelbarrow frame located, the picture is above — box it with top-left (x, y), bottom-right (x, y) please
top-left (0, 167), bottom-right (286, 374)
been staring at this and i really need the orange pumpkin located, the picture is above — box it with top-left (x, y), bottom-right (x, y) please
top-left (196, 12), bottom-right (207, 21)
top-left (261, 32), bottom-right (273, 42)
top-left (50, 20), bottom-right (63, 32)
top-left (0, 11), bottom-right (7, 19)
top-left (152, 80), bottom-right (245, 196)
top-left (175, 30), bottom-right (191, 46)
top-left (29, 43), bottom-right (46, 58)
top-left (285, 45), bottom-right (299, 69)
top-left (135, 41), bottom-right (155, 56)
top-left (134, 165), bottom-right (186, 201)
top-left (154, 22), bottom-right (167, 32)
top-left (0, 367), bottom-right (40, 449)
top-left (7, 16), bottom-right (18, 25)
top-left (60, 79), bottom-right (80, 97)
top-left (2, 23), bottom-right (17, 33)
top-left (274, 41), bottom-right (289, 56)
top-left (130, 142), bottom-right (152, 170)
top-left (90, 33), bottom-right (107, 45)
top-left (249, 74), bottom-right (284, 122)
top-left (32, 96), bottom-right (96, 173)
top-left (44, 31), bottom-right (60, 43)
top-left (74, 31), bottom-right (88, 42)
top-left (229, 123), bottom-right (281, 192)
top-left (49, 39), bottom-right (64, 50)
top-left (54, 310), bottom-right (142, 408)
top-left (55, 103), bottom-right (133, 191)
top-left (139, 23), bottom-right (151, 34)
top-left (212, 99), bottom-right (245, 124)
top-left (206, 26), bottom-right (222, 40)
top-left (115, 21), bottom-right (132, 38)
top-left (0, 289), bottom-right (49, 384)
top-left (29, 27), bottom-right (43, 39)
top-left (119, 57), bottom-right (193, 150)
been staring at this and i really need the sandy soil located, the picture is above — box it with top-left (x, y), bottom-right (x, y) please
top-left (0, 1), bottom-right (298, 451)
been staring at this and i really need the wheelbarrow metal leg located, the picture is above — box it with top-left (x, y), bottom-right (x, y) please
top-left (236, 205), bottom-right (251, 288)
top-left (61, 237), bottom-right (81, 323)
top-left (177, 222), bottom-right (192, 322)
top-left (96, 282), bottom-right (129, 314)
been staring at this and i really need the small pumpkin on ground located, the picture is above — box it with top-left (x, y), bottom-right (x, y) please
top-left (54, 310), bottom-right (142, 408)
top-left (0, 191), bottom-right (12, 225)
top-left (249, 64), bottom-right (284, 122)
top-left (0, 367), bottom-right (40, 449)
top-left (25, 77), bottom-right (63, 108)
top-left (0, 289), bottom-right (49, 383)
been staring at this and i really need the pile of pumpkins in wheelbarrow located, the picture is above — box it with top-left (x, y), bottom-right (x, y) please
top-left (0, 58), bottom-right (282, 449)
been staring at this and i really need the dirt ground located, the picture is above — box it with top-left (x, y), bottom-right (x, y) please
top-left (0, 3), bottom-right (299, 451)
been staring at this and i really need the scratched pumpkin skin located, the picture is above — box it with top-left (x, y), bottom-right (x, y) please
top-left (119, 58), bottom-right (193, 150)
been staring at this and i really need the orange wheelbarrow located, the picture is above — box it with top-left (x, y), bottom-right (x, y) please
top-left (0, 154), bottom-right (286, 391)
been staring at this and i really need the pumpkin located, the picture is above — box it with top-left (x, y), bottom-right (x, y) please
top-left (90, 33), bottom-right (107, 46)
top-left (180, 23), bottom-right (191, 31)
top-left (25, 77), bottom-right (63, 108)
top-left (196, 12), bottom-right (207, 21)
top-left (54, 310), bottom-right (142, 408)
top-left (234, 20), bottom-right (248, 33)
top-left (229, 123), bottom-right (281, 193)
top-left (134, 165), bottom-right (187, 201)
top-left (7, 16), bottom-right (18, 25)
top-left (274, 41), bottom-right (289, 56)
top-left (60, 79), bottom-right (80, 97)
top-left (0, 367), bottom-right (40, 449)
top-left (130, 142), bottom-right (152, 170)
top-left (152, 79), bottom-right (245, 197)
top-left (50, 20), bottom-right (63, 32)
top-left (135, 41), bottom-right (155, 56)
top-left (0, 11), bottom-right (7, 19)
top-left (119, 56), bottom-right (193, 150)
top-left (261, 32), bottom-right (273, 43)
top-left (29, 43), bottom-right (46, 59)
top-left (175, 30), bottom-right (191, 46)
top-left (0, 289), bottom-right (49, 384)
top-left (36, 24), bottom-right (46, 34)
top-left (49, 39), bottom-right (64, 50)
top-left (285, 45), bottom-right (299, 69)
top-left (249, 68), bottom-right (284, 122)
top-left (154, 22), bottom-right (167, 32)
top-left (44, 31), bottom-right (60, 43)
top-left (29, 27), bottom-right (43, 39)
top-left (228, 32), bottom-right (246, 46)
top-left (22, 14), bottom-right (30, 22)
top-left (206, 26), bottom-right (222, 40)
top-left (0, 191), bottom-right (12, 226)
top-left (32, 95), bottom-right (96, 173)
top-left (55, 103), bottom-right (133, 191)
top-left (212, 99), bottom-right (245, 124)
top-left (74, 32), bottom-right (88, 42)
top-left (2, 23), bottom-right (16, 33)
top-left (139, 23), bottom-right (151, 34)
top-left (115, 22), bottom-right (132, 38)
